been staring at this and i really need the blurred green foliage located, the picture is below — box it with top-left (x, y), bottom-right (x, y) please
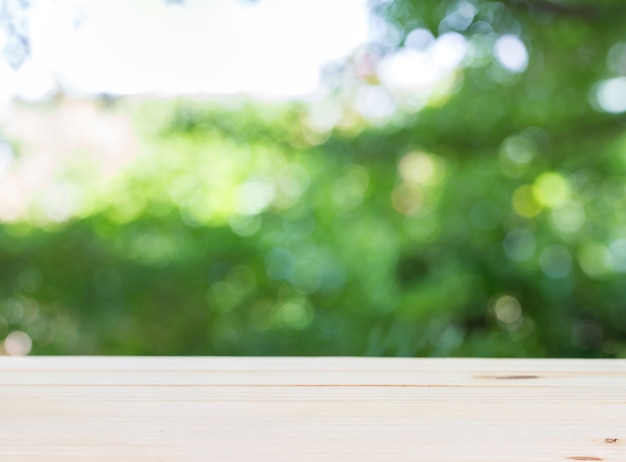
top-left (1, 0), bottom-right (626, 357)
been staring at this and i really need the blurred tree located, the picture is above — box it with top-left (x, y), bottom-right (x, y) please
top-left (1, 0), bottom-right (626, 358)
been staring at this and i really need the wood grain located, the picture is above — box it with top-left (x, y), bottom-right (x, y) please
top-left (0, 357), bottom-right (624, 461)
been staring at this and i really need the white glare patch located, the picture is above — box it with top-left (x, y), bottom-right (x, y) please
top-left (4, 331), bottom-right (32, 356)
top-left (494, 34), bottom-right (528, 72)
top-left (19, 0), bottom-right (369, 100)
top-left (14, 60), bottom-right (56, 101)
top-left (379, 30), bottom-right (468, 100)
top-left (405, 28), bottom-right (435, 50)
top-left (378, 49), bottom-right (438, 90)
top-left (595, 78), bottom-right (626, 113)
top-left (234, 178), bottom-right (276, 216)
top-left (431, 32), bottom-right (468, 70)
top-left (354, 86), bottom-right (396, 121)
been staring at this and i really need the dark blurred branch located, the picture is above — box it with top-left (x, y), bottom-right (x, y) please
top-left (509, 0), bottom-right (625, 21)
top-left (527, 1), bottom-right (597, 19)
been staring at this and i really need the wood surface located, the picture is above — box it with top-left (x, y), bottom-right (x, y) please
top-left (0, 357), bottom-right (625, 461)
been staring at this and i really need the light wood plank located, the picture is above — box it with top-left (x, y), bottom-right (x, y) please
top-left (0, 357), bottom-right (624, 461)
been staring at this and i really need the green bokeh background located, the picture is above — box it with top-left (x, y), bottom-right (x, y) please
top-left (1, 0), bottom-right (626, 357)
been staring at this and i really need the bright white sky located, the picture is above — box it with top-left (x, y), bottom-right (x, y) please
top-left (0, 0), bottom-right (370, 101)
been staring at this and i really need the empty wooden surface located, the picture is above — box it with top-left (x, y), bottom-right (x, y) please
top-left (0, 357), bottom-right (625, 461)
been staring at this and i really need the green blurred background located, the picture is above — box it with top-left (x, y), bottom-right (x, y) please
top-left (1, 0), bottom-right (626, 357)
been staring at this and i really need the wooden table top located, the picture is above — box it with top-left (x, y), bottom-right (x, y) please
top-left (0, 357), bottom-right (624, 461)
